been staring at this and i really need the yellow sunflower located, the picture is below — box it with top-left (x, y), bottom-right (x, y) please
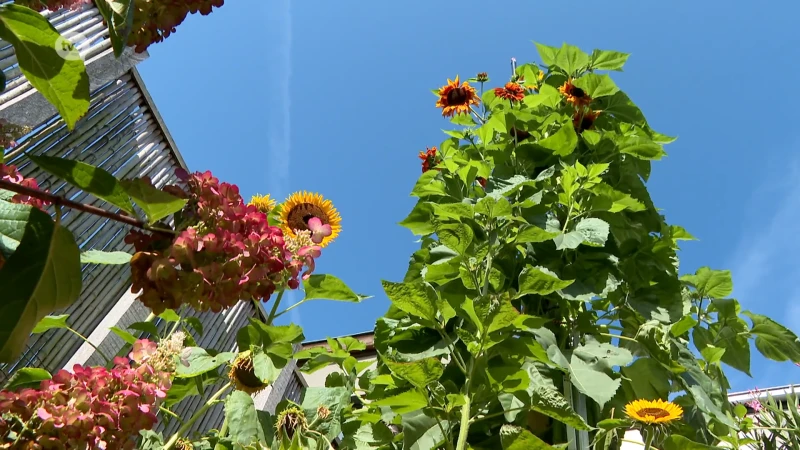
top-left (280, 191), bottom-right (341, 247)
top-left (625, 399), bottom-right (683, 425)
top-left (248, 193), bottom-right (276, 213)
top-left (435, 75), bottom-right (480, 117)
top-left (228, 351), bottom-right (270, 395)
top-left (558, 79), bottom-right (592, 107)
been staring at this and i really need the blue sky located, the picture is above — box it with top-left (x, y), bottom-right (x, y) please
top-left (137, 1), bottom-right (800, 391)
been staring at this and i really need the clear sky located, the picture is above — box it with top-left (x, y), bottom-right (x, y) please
top-left (137, 1), bottom-right (800, 392)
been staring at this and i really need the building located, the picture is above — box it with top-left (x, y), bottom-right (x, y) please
top-left (0, 3), bottom-right (257, 436)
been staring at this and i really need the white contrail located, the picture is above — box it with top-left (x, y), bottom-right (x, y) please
top-left (266, 0), bottom-right (292, 199)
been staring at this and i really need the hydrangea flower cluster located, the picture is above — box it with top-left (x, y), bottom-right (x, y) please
top-left (127, 169), bottom-right (320, 314)
top-left (0, 163), bottom-right (49, 211)
top-left (0, 340), bottom-right (170, 449)
top-left (15, 0), bottom-right (91, 12)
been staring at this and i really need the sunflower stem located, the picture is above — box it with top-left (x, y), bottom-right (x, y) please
top-left (266, 288), bottom-right (286, 326)
top-left (163, 382), bottom-right (233, 450)
top-left (642, 426), bottom-right (655, 450)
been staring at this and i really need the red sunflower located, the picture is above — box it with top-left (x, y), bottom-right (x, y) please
top-left (494, 82), bottom-right (526, 102)
top-left (436, 76), bottom-right (480, 117)
top-left (558, 79), bottom-right (592, 107)
top-left (418, 146), bottom-right (440, 173)
top-left (572, 110), bottom-right (601, 133)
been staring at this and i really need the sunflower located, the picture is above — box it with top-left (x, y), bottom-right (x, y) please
top-left (436, 76), bottom-right (480, 117)
top-left (572, 109), bottom-right (601, 133)
top-left (494, 82), bottom-right (526, 102)
top-left (558, 79), bottom-right (592, 107)
top-left (248, 193), bottom-right (276, 214)
top-left (418, 146), bottom-right (440, 173)
top-left (228, 351), bottom-right (270, 395)
top-left (280, 191), bottom-right (341, 247)
top-left (625, 399), bottom-right (683, 425)
top-left (276, 406), bottom-right (307, 441)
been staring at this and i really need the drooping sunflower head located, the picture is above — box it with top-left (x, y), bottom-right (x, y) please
top-left (625, 399), bottom-right (683, 425)
top-left (573, 110), bottom-right (601, 133)
top-left (275, 405), bottom-right (307, 441)
top-left (228, 350), bottom-right (270, 395)
top-left (248, 193), bottom-right (276, 214)
top-left (279, 191), bottom-right (341, 248)
top-left (435, 76), bottom-right (480, 118)
top-left (494, 82), bottom-right (526, 102)
top-left (558, 79), bottom-right (592, 107)
top-left (175, 438), bottom-right (194, 450)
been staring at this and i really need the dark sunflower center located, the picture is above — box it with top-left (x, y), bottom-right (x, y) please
top-left (638, 407), bottom-right (670, 418)
top-left (447, 87), bottom-right (468, 105)
top-left (581, 117), bottom-right (594, 130)
top-left (572, 87), bottom-right (586, 98)
top-left (287, 203), bottom-right (329, 232)
top-left (234, 364), bottom-right (265, 388)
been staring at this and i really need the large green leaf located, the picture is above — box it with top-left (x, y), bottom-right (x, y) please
top-left (402, 411), bottom-right (448, 450)
top-left (681, 267), bottom-right (733, 299)
top-left (517, 266), bottom-right (574, 297)
top-left (590, 49), bottom-right (630, 71)
top-left (573, 339), bottom-right (632, 370)
top-left (537, 122), bottom-right (578, 157)
top-left (372, 389), bottom-right (428, 414)
top-left (226, 391), bottom-right (265, 446)
top-left (381, 280), bottom-right (437, 322)
top-left (301, 387), bottom-right (350, 441)
top-left (0, 204), bottom-right (81, 362)
top-left (94, 0), bottom-right (134, 58)
top-left (28, 155), bottom-right (136, 216)
top-left (568, 354), bottom-right (620, 408)
top-left (175, 347), bottom-right (235, 378)
top-left (303, 274), bottom-right (370, 302)
top-left (616, 136), bottom-right (665, 160)
top-left (500, 424), bottom-right (554, 449)
top-left (0, 5), bottom-right (89, 129)
top-left (384, 357), bottom-right (443, 389)
top-left (120, 178), bottom-right (187, 224)
top-left (554, 42), bottom-right (590, 76)
top-left (525, 364), bottom-right (590, 431)
top-left (574, 218), bottom-right (609, 247)
top-left (744, 311), bottom-right (800, 362)
top-left (663, 436), bottom-right (722, 450)
top-left (4, 367), bottom-right (51, 390)
top-left (534, 42), bottom-right (559, 66)
top-left (621, 358), bottom-right (670, 401)
top-left (573, 74), bottom-right (619, 98)
top-left (399, 201), bottom-right (435, 235)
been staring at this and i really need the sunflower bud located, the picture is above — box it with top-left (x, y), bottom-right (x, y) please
top-left (476, 72), bottom-right (488, 82)
top-left (316, 405), bottom-right (331, 420)
top-left (275, 406), bottom-right (307, 441)
top-left (248, 194), bottom-right (276, 214)
top-left (228, 351), bottom-right (270, 394)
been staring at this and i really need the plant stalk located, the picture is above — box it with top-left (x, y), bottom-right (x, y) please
top-left (455, 393), bottom-right (471, 450)
top-left (0, 179), bottom-right (175, 236)
top-left (163, 381), bottom-right (233, 450)
top-left (266, 288), bottom-right (286, 325)
top-left (66, 326), bottom-right (112, 363)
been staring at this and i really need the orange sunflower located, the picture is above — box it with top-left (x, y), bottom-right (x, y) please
top-left (494, 82), bottom-right (526, 102)
top-left (572, 110), bottom-right (601, 133)
top-left (558, 79), bottom-right (592, 107)
top-left (436, 76), bottom-right (480, 117)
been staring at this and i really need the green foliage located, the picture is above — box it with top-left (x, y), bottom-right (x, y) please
top-left (120, 178), bottom-right (187, 224)
top-left (0, 5), bottom-right (89, 129)
top-left (79, 249), bottom-right (132, 265)
top-left (4, 367), bottom-right (51, 390)
top-left (175, 347), bottom-right (236, 378)
top-left (0, 202), bottom-right (81, 362)
top-left (93, 0), bottom-right (134, 57)
top-left (303, 274), bottom-right (370, 303)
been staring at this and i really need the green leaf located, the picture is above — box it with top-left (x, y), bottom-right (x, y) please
top-left (372, 389), bottom-right (428, 414)
top-left (590, 183), bottom-right (646, 213)
top-left (4, 367), bottom-right (51, 390)
top-left (568, 354), bottom-right (620, 408)
top-left (534, 42), bottom-right (559, 66)
top-left (621, 358), bottom-right (671, 401)
top-left (300, 387), bottom-right (350, 440)
top-left (157, 309), bottom-right (181, 322)
top-left (700, 344), bottom-right (726, 365)
top-left (411, 170), bottom-right (448, 198)
top-left (109, 326), bottom-right (137, 344)
top-left (476, 196), bottom-right (512, 218)
top-left (575, 217), bottom-right (609, 247)
top-left (94, 0), bottom-right (134, 58)
top-left (128, 321), bottom-right (160, 337)
top-left (225, 390), bottom-right (265, 446)
top-left (0, 204), bottom-right (81, 362)
top-left (616, 136), bottom-right (666, 160)
top-left (381, 280), bottom-right (436, 322)
top-left (526, 364), bottom-right (590, 431)
top-left (500, 424), bottom-right (554, 449)
top-left (0, 5), bottom-right (89, 129)
top-left (175, 347), bottom-right (236, 378)
top-left (555, 42), bottom-right (590, 76)
top-left (402, 411), bottom-right (448, 450)
top-left (744, 311), bottom-right (800, 362)
top-left (515, 225), bottom-right (558, 244)
top-left (252, 350), bottom-right (280, 383)
top-left (121, 178), bottom-right (187, 224)
top-left (303, 274), bottom-right (370, 302)
top-left (28, 155), bottom-right (136, 216)
top-left (400, 201), bottom-right (435, 235)
top-left (573, 74), bottom-right (619, 98)
top-left (184, 317), bottom-right (204, 336)
top-left (517, 266), bottom-right (574, 297)
top-left (537, 122), bottom-right (578, 157)
top-left (553, 231), bottom-right (584, 250)
top-left (590, 49), bottom-right (630, 71)
top-left (595, 418), bottom-right (631, 430)
top-left (681, 267), bottom-right (733, 299)
top-left (663, 435), bottom-right (723, 449)
top-left (384, 357), bottom-right (443, 389)
top-left (79, 250), bottom-right (132, 265)
top-left (573, 338), bottom-right (632, 370)
top-left (670, 315), bottom-right (698, 337)
top-left (31, 314), bottom-right (69, 333)
top-left (436, 223), bottom-right (473, 255)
